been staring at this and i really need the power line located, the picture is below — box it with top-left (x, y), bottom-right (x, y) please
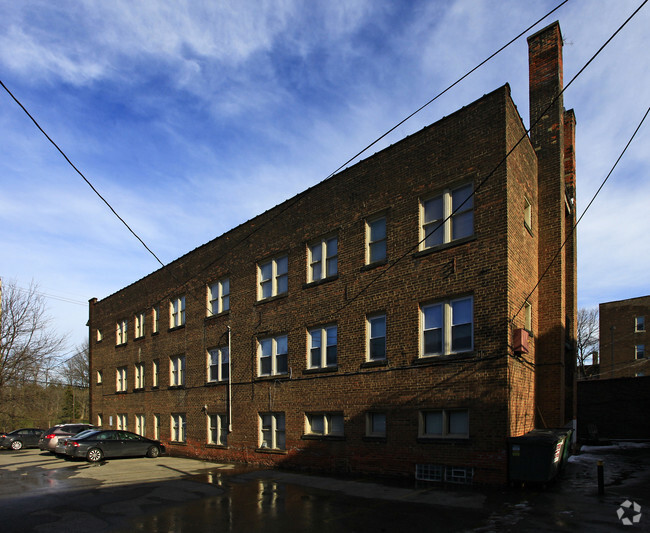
top-left (0, 1), bottom-right (570, 317)
top-left (0, 79), bottom-right (165, 269)
top-left (511, 106), bottom-right (650, 323)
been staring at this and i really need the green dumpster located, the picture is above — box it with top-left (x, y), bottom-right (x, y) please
top-left (508, 429), bottom-right (571, 483)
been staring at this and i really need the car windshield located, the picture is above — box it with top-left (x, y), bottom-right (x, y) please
top-left (71, 429), bottom-right (97, 440)
top-left (75, 430), bottom-right (102, 440)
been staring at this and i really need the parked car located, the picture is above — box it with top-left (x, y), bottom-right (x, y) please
top-left (39, 424), bottom-right (96, 453)
top-left (0, 428), bottom-right (45, 450)
top-left (54, 429), bottom-right (101, 456)
top-left (65, 430), bottom-right (165, 462)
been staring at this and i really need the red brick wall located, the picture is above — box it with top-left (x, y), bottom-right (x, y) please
top-left (89, 26), bottom-right (575, 483)
top-left (599, 296), bottom-right (650, 379)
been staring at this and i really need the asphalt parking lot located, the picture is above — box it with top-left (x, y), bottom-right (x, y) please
top-left (1, 444), bottom-right (648, 532)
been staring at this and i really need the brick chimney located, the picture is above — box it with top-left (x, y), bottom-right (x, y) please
top-left (528, 22), bottom-right (577, 428)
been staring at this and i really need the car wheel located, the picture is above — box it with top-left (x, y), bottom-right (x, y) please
top-left (146, 446), bottom-right (160, 458)
top-left (10, 440), bottom-right (23, 451)
top-left (87, 448), bottom-right (104, 463)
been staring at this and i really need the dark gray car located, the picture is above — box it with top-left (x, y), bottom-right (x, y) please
top-left (0, 428), bottom-right (44, 450)
top-left (65, 430), bottom-right (165, 462)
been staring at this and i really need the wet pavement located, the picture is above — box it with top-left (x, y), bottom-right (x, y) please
top-left (1, 443), bottom-right (649, 532)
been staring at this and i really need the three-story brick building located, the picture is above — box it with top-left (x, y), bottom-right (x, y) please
top-left (89, 22), bottom-right (576, 484)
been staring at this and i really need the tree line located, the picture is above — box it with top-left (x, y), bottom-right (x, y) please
top-left (0, 279), bottom-right (88, 431)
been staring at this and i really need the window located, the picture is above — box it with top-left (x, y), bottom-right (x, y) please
top-left (171, 414), bottom-right (186, 442)
top-left (258, 256), bottom-right (288, 300)
top-left (258, 335), bottom-right (288, 376)
top-left (208, 346), bottom-right (230, 382)
top-left (208, 414), bottom-right (228, 446)
top-left (96, 329), bottom-right (103, 342)
top-left (153, 414), bottom-right (160, 440)
top-left (366, 412), bottom-right (387, 438)
top-left (308, 236), bottom-right (338, 281)
top-left (367, 314), bottom-right (387, 361)
top-left (116, 413), bottom-right (128, 431)
top-left (152, 359), bottom-right (160, 387)
top-left (308, 325), bottom-right (337, 369)
top-left (306, 413), bottom-right (344, 437)
top-left (420, 409), bottom-right (469, 439)
top-left (134, 362), bottom-right (145, 389)
top-left (259, 413), bottom-right (285, 450)
top-left (170, 355), bottom-right (186, 387)
top-left (135, 311), bottom-right (145, 338)
top-left (96, 370), bottom-right (103, 384)
top-left (524, 301), bottom-right (532, 332)
top-left (97, 413), bottom-right (103, 427)
top-left (152, 306), bottom-right (159, 333)
top-left (116, 366), bottom-right (127, 392)
top-left (367, 216), bottom-right (387, 264)
top-left (636, 345), bottom-right (645, 359)
top-left (135, 414), bottom-right (145, 436)
top-left (208, 278), bottom-right (230, 316)
top-left (421, 296), bottom-right (473, 356)
top-left (636, 316), bottom-right (646, 332)
top-left (116, 319), bottom-right (128, 345)
top-left (170, 296), bottom-right (185, 328)
top-left (420, 184), bottom-right (473, 249)
top-left (524, 197), bottom-right (532, 231)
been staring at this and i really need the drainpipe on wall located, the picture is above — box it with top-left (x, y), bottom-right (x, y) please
top-left (228, 326), bottom-right (232, 433)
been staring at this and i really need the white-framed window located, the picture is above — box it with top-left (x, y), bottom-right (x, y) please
top-left (420, 184), bottom-right (473, 249)
top-left (636, 345), bottom-right (645, 359)
top-left (366, 216), bottom-right (387, 264)
top-left (259, 413), bottom-right (285, 450)
top-left (308, 324), bottom-right (337, 369)
top-left (135, 311), bottom-right (145, 338)
top-left (258, 256), bottom-right (288, 300)
top-left (152, 306), bottom-right (159, 334)
top-left (308, 236), bottom-right (338, 281)
top-left (367, 314), bottom-right (387, 361)
top-left (116, 366), bottom-right (127, 392)
top-left (97, 413), bottom-right (103, 427)
top-left (96, 370), bottom-right (103, 384)
top-left (170, 355), bottom-right (186, 387)
top-left (96, 329), bottom-right (103, 342)
top-left (366, 412), bottom-right (387, 437)
top-left (208, 414), bottom-right (228, 446)
top-left (635, 316), bottom-right (645, 332)
top-left (208, 278), bottom-right (230, 316)
top-left (421, 296), bottom-right (473, 356)
top-left (306, 413), bottom-right (344, 437)
top-left (524, 197), bottom-right (532, 231)
top-left (419, 409), bottom-right (469, 439)
top-left (153, 414), bottom-right (160, 440)
top-left (152, 359), bottom-right (160, 387)
top-left (134, 362), bottom-right (145, 389)
top-left (116, 413), bottom-right (128, 431)
top-left (170, 296), bottom-right (186, 328)
top-left (258, 335), bottom-right (288, 376)
top-left (116, 319), bottom-right (128, 345)
top-left (208, 346), bottom-right (230, 382)
top-left (171, 413), bottom-right (186, 442)
top-left (524, 301), bottom-right (532, 332)
top-left (135, 414), bottom-right (145, 436)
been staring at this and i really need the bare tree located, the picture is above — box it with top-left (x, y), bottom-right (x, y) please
top-left (577, 307), bottom-right (599, 378)
top-left (0, 279), bottom-right (67, 387)
top-left (58, 341), bottom-right (90, 421)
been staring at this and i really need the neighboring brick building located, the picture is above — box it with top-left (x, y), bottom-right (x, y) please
top-left (599, 295), bottom-right (650, 379)
top-left (89, 22), bottom-right (576, 485)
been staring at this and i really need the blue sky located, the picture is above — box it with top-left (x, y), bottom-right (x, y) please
top-left (1, 0), bottom-right (649, 353)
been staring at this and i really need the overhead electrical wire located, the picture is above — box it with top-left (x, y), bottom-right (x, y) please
top-left (511, 106), bottom-right (650, 324)
top-left (336, 0), bottom-right (648, 320)
top-left (0, 1), bottom-right (569, 315)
